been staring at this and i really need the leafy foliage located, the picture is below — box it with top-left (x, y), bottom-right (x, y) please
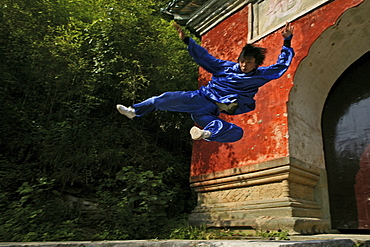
top-left (0, 0), bottom-right (198, 241)
top-left (169, 224), bottom-right (253, 240)
top-left (256, 230), bottom-right (290, 240)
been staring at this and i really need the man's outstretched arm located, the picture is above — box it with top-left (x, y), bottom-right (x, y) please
top-left (172, 22), bottom-right (232, 75)
top-left (257, 22), bottom-right (295, 80)
top-left (282, 22), bottom-right (294, 47)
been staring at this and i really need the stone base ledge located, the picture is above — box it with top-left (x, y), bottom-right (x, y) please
top-left (189, 197), bottom-right (327, 234)
top-left (255, 217), bottom-right (331, 234)
top-left (189, 214), bottom-right (331, 235)
top-left (192, 197), bottom-right (322, 213)
top-left (189, 157), bottom-right (330, 234)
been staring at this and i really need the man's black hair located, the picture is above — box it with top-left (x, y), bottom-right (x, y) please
top-left (238, 44), bottom-right (267, 67)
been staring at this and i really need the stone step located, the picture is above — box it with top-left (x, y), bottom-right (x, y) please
top-left (1, 235), bottom-right (370, 247)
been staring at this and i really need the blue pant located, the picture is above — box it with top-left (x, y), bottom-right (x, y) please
top-left (133, 91), bottom-right (243, 143)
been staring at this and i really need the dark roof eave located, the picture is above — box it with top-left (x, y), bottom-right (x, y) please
top-left (162, 0), bottom-right (252, 36)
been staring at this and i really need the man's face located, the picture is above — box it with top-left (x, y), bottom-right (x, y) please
top-left (239, 56), bottom-right (257, 73)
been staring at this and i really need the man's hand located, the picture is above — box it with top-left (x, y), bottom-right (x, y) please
top-left (173, 22), bottom-right (186, 40)
top-left (282, 22), bottom-right (294, 39)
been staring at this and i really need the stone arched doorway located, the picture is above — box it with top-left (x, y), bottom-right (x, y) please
top-left (322, 51), bottom-right (370, 230)
top-left (288, 0), bottom-right (370, 231)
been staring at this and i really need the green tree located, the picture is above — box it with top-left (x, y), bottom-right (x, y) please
top-left (0, 0), bottom-right (198, 241)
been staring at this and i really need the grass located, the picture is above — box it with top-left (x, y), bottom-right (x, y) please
top-left (169, 223), bottom-right (290, 240)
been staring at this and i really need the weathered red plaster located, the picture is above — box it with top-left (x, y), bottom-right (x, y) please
top-left (190, 0), bottom-right (364, 177)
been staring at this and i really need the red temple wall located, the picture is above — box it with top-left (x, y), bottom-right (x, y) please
top-left (190, 0), bottom-right (364, 177)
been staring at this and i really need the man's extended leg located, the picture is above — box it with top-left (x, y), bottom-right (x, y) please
top-left (131, 91), bottom-right (219, 117)
top-left (191, 114), bottom-right (244, 143)
top-left (117, 90), bottom-right (243, 143)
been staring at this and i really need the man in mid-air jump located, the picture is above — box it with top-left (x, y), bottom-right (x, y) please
top-left (117, 22), bottom-right (294, 143)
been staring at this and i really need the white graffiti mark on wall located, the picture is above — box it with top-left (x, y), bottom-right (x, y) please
top-left (262, 0), bottom-right (302, 29)
top-left (250, 0), bottom-right (330, 41)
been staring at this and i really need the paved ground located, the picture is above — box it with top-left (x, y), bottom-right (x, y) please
top-left (1, 234), bottom-right (370, 247)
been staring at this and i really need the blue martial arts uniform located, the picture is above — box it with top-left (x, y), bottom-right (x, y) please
top-left (133, 37), bottom-right (294, 143)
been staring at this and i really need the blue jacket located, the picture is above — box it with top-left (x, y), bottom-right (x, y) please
top-left (187, 38), bottom-right (295, 115)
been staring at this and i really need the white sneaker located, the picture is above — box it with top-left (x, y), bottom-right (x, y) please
top-left (116, 104), bottom-right (136, 119)
top-left (190, 126), bottom-right (211, 140)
